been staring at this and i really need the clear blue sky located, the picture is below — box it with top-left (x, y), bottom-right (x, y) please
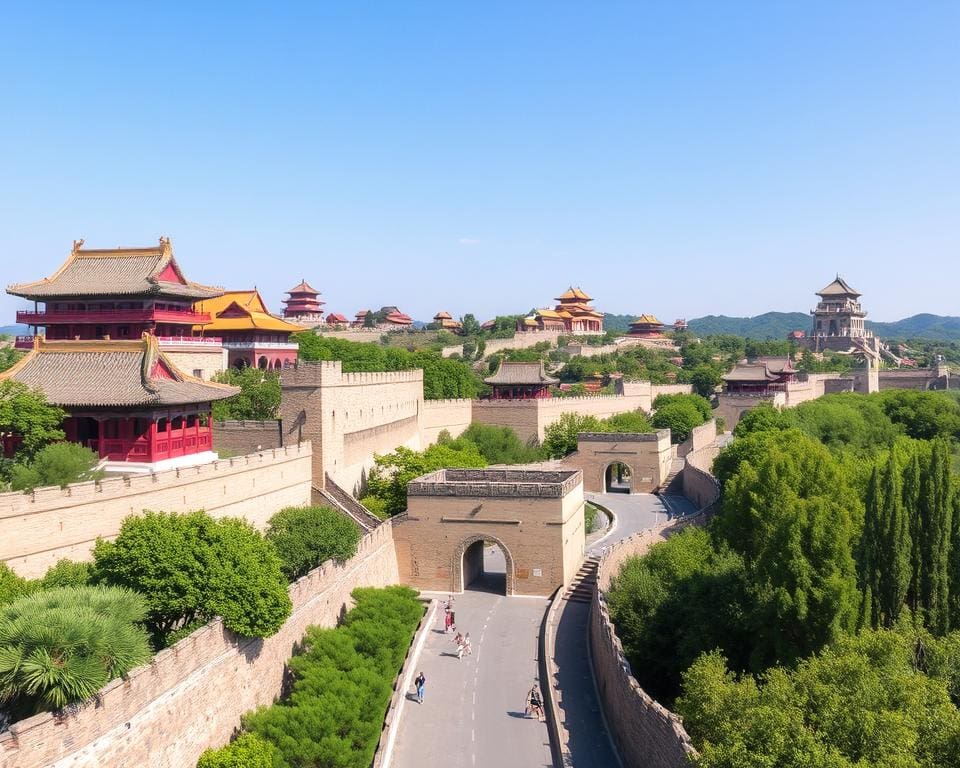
top-left (1, 2), bottom-right (957, 324)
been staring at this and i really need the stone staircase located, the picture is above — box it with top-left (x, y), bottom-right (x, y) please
top-left (563, 556), bottom-right (600, 603)
top-left (316, 475), bottom-right (383, 532)
top-left (657, 457), bottom-right (685, 496)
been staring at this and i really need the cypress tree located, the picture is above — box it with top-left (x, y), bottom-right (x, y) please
top-left (949, 485), bottom-right (960, 630)
top-left (879, 448), bottom-right (910, 626)
top-left (902, 445), bottom-right (923, 613)
top-left (920, 439), bottom-right (952, 634)
top-left (859, 463), bottom-right (884, 628)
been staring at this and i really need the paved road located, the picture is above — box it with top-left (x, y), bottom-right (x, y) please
top-left (550, 492), bottom-right (696, 768)
top-left (391, 578), bottom-right (553, 768)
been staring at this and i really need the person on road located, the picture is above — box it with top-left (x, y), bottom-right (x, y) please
top-left (464, 632), bottom-right (472, 656)
top-left (526, 684), bottom-right (544, 721)
top-left (415, 672), bottom-right (426, 703)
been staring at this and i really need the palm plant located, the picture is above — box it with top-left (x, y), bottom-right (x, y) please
top-left (0, 585), bottom-right (151, 716)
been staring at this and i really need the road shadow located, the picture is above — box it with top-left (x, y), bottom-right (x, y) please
top-left (405, 692), bottom-right (421, 703)
top-left (507, 711), bottom-right (534, 719)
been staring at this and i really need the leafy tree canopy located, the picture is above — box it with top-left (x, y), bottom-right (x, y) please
top-left (212, 367), bottom-right (281, 421)
top-left (0, 380), bottom-right (65, 465)
top-left (651, 393), bottom-right (713, 444)
top-left (266, 505), bottom-right (361, 580)
top-left (362, 442), bottom-right (487, 516)
top-left (93, 511), bottom-right (292, 646)
top-left (440, 423), bottom-right (545, 465)
top-left (9, 442), bottom-right (103, 491)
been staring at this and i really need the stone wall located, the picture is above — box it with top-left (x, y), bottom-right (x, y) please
top-left (421, 398), bottom-right (473, 443)
top-left (160, 345), bottom-right (228, 381)
top-left (714, 390), bottom-right (787, 428)
top-left (212, 419), bottom-right (283, 455)
top-left (878, 368), bottom-right (950, 391)
top-left (682, 435), bottom-right (722, 512)
top-left (279, 361), bottom-right (425, 496)
top-left (0, 444), bottom-right (313, 578)
top-left (590, 527), bottom-right (697, 768)
top-left (0, 523), bottom-right (399, 768)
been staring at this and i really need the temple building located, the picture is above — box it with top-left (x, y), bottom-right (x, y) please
top-left (281, 279), bottom-right (325, 325)
top-left (325, 312), bottom-right (349, 326)
top-left (673, 319), bottom-right (688, 332)
top-left (194, 289), bottom-right (301, 370)
top-left (8, 238), bottom-right (219, 348)
top-left (520, 287), bottom-right (604, 334)
top-left (627, 314), bottom-right (666, 338)
top-left (433, 311), bottom-right (462, 332)
top-left (0, 334), bottom-right (238, 473)
top-left (723, 357), bottom-right (798, 395)
top-left (351, 307), bottom-right (414, 329)
top-left (809, 276), bottom-right (881, 359)
top-left (484, 361), bottom-right (559, 400)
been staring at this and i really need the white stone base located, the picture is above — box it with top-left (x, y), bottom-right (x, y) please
top-left (99, 451), bottom-right (220, 476)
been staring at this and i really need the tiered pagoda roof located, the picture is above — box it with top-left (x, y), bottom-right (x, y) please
top-left (555, 287), bottom-right (593, 302)
top-left (7, 238), bottom-right (222, 300)
top-left (0, 335), bottom-right (238, 408)
top-left (817, 276), bottom-right (861, 298)
top-left (285, 279), bottom-right (322, 297)
top-left (326, 313), bottom-right (349, 324)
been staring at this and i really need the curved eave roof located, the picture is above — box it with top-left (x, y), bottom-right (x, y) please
top-left (0, 336), bottom-right (239, 408)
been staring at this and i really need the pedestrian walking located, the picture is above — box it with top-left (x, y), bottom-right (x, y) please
top-left (464, 632), bottom-right (472, 656)
top-left (414, 672), bottom-right (426, 703)
top-left (456, 638), bottom-right (465, 661)
top-left (526, 684), bottom-right (544, 721)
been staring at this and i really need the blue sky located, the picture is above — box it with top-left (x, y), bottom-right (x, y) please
top-left (1, 2), bottom-right (957, 324)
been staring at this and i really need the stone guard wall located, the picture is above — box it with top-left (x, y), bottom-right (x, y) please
top-left (0, 523), bottom-right (400, 768)
top-left (421, 398), bottom-right (473, 443)
top-left (1, 444), bottom-right (313, 578)
top-left (212, 419), bottom-right (283, 455)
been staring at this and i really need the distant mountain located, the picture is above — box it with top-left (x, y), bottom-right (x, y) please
top-left (0, 324), bottom-right (28, 337)
top-left (686, 312), bottom-right (960, 342)
top-left (602, 313), bottom-right (637, 333)
top-left (688, 312), bottom-right (810, 339)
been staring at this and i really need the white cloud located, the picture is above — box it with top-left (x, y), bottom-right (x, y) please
top-left (458, 237), bottom-right (480, 246)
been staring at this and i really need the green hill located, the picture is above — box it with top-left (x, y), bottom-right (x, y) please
top-left (686, 312), bottom-right (960, 342)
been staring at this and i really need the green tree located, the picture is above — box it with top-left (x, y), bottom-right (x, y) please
top-left (93, 511), bottom-right (292, 645)
top-left (0, 586), bottom-right (151, 716)
top-left (878, 389), bottom-right (960, 440)
top-left (38, 559), bottom-right (93, 590)
top-left (603, 409), bottom-right (653, 433)
top-left (879, 446), bottom-right (911, 627)
top-left (459, 313), bottom-right (481, 336)
top-left (0, 347), bottom-right (24, 374)
top-left (197, 733), bottom-right (282, 768)
top-left (362, 442), bottom-right (487, 516)
top-left (211, 368), bottom-right (281, 421)
top-left (442, 423), bottom-right (544, 465)
top-left (651, 393), bottom-right (712, 444)
top-left (9, 442), bottom-right (103, 491)
top-left (265, 505), bottom-right (361, 580)
top-left (0, 564), bottom-right (31, 608)
top-left (0, 380), bottom-right (66, 465)
top-left (542, 412), bottom-right (604, 458)
top-left (690, 364), bottom-right (723, 398)
top-left (920, 439), bottom-right (953, 633)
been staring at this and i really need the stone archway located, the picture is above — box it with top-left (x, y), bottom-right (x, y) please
top-left (603, 461), bottom-right (633, 494)
top-left (452, 533), bottom-right (516, 596)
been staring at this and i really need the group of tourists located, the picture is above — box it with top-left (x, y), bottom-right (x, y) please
top-left (413, 597), bottom-right (544, 722)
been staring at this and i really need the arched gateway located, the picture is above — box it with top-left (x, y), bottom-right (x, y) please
top-left (392, 468), bottom-right (585, 598)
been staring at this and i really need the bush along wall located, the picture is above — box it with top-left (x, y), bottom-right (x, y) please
top-left (196, 586), bottom-right (423, 768)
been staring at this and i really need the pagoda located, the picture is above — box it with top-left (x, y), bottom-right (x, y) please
top-left (628, 314), bottom-right (666, 338)
top-left (484, 361), bottom-right (559, 400)
top-left (433, 311), bottom-right (462, 332)
top-left (522, 287), bottom-right (604, 334)
top-left (281, 279), bottom-right (325, 325)
top-left (723, 358), bottom-right (798, 395)
top-left (0, 334), bottom-right (238, 472)
top-left (194, 289), bottom-right (301, 370)
top-left (809, 275), bottom-right (881, 359)
top-left (8, 238), bottom-right (220, 348)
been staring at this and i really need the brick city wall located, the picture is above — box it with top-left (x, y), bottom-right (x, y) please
top-left (0, 444), bottom-right (313, 578)
top-left (681, 426), bottom-right (722, 512)
top-left (421, 398), bottom-right (473, 443)
top-left (590, 527), bottom-right (697, 768)
top-left (0, 523), bottom-right (400, 768)
top-left (212, 419), bottom-right (283, 455)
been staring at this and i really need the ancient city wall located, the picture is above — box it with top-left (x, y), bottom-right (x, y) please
top-left (590, 527), bottom-right (697, 768)
top-left (878, 368), bottom-right (950, 391)
top-left (279, 361), bottom-right (424, 495)
top-left (212, 419), bottom-right (283, 455)
top-left (421, 398), bottom-right (473, 443)
top-left (0, 444), bottom-right (313, 578)
top-left (0, 523), bottom-right (400, 768)
top-left (574, 430), bottom-right (673, 493)
top-left (681, 425), bottom-right (722, 512)
top-left (714, 390), bottom-right (786, 428)
top-left (677, 418), bottom-right (717, 458)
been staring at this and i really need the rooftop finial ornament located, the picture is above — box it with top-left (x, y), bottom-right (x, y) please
top-left (72, 238), bottom-right (85, 252)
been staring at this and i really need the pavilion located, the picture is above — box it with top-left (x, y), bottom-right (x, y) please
top-left (484, 361), bottom-right (559, 400)
top-left (281, 279), bottom-right (325, 325)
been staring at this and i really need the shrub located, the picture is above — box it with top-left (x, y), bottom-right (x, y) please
top-left (0, 585), bottom-right (151, 716)
top-left (9, 442), bottom-right (103, 491)
top-left (441, 423), bottom-right (544, 465)
top-left (38, 559), bottom-right (92, 589)
top-left (211, 368), bottom-right (281, 421)
top-left (93, 511), bottom-right (292, 646)
top-left (651, 393), bottom-right (712, 443)
top-left (197, 733), bottom-right (282, 768)
top-left (242, 586), bottom-right (423, 768)
top-left (0, 564), bottom-right (31, 608)
top-left (266, 506), bottom-right (361, 580)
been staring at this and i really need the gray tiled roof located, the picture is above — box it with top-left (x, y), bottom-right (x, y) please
top-left (817, 276), bottom-right (861, 298)
top-left (484, 361), bottom-right (559, 385)
top-left (7, 239), bottom-right (223, 300)
top-left (722, 364), bottom-right (778, 382)
top-left (1, 336), bottom-right (238, 408)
